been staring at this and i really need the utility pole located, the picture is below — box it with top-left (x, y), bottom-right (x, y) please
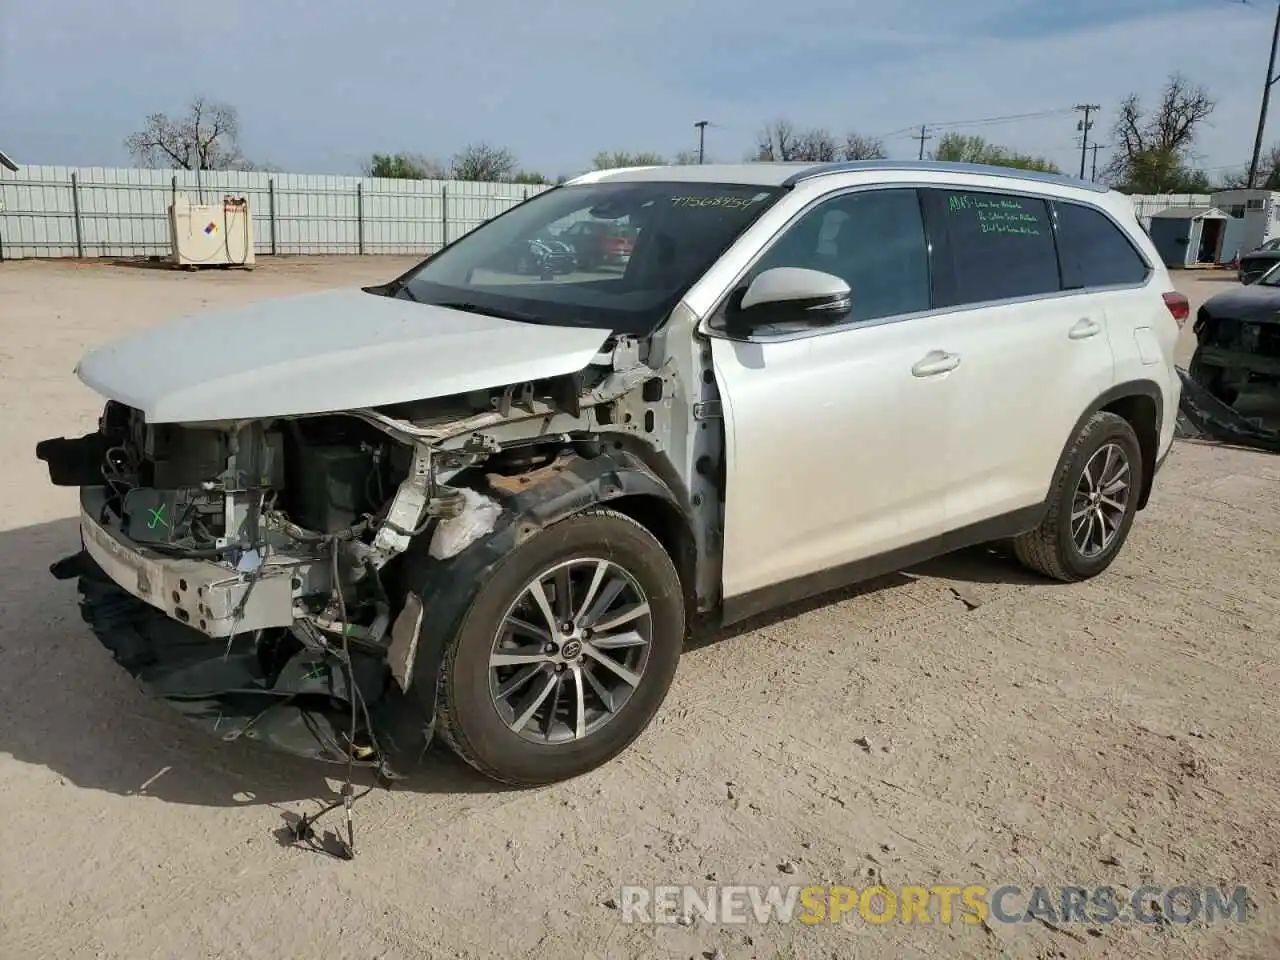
top-left (1090, 143), bottom-right (1107, 181)
top-left (913, 125), bottom-right (933, 160)
top-left (1075, 104), bottom-right (1101, 180)
top-left (1247, 2), bottom-right (1280, 188)
top-left (694, 120), bottom-right (709, 164)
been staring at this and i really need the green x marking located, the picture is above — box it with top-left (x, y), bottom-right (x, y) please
top-left (146, 503), bottom-right (169, 530)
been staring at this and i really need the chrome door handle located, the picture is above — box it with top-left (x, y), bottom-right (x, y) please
top-left (1069, 318), bottom-right (1102, 340)
top-left (911, 350), bottom-right (960, 377)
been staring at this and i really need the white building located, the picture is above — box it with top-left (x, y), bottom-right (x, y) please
top-left (1208, 189), bottom-right (1280, 263)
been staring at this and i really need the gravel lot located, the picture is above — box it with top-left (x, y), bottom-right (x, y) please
top-left (0, 258), bottom-right (1277, 960)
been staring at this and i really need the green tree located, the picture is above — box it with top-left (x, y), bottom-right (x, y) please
top-left (1105, 73), bottom-right (1215, 193)
top-left (931, 133), bottom-right (1059, 173)
top-left (510, 170), bottom-right (551, 185)
top-left (364, 152), bottom-right (444, 179)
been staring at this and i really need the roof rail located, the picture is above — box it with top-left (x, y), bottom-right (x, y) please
top-left (782, 159), bottom-right (1108, 193)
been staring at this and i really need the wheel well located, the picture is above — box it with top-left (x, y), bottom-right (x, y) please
top-left (605, 494), bottom-right (697, 612)
top-left (1101, 393), bottom-right (1159, 509)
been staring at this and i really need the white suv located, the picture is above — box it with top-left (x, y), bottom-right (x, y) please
top-left (38, 160), bottom-right (1184, 788)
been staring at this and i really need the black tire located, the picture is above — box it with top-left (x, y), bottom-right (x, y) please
top-left (436, 507), bottom-right (685, 786)
top-left (1013, 411), bottom-right (1145, 582)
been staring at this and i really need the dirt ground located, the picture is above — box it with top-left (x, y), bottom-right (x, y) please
top-left (0, 257), bottom-right (1277, 960)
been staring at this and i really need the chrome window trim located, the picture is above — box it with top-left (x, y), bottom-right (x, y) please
top-left (698, 180), bottom-right (1153, 346)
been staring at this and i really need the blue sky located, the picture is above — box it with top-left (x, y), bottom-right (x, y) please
top-left (0, 0), bottom-right (1274, 179)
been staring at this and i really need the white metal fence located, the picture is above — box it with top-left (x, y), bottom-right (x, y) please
top-left (1128, 194), bottom-right (1212, 229)
top-left (0, 165), bottom-right (553, 260)
top-left (0, 169), bottom-right (1222, 262)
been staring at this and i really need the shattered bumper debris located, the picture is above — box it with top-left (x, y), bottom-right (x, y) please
top-left (1175, 367), bottom-right (1280, 454)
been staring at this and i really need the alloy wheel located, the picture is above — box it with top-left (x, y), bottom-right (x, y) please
top-left (488, 558), bottom-right (654, 744)
top-left (1071, 442), bottom-right (1131, 558)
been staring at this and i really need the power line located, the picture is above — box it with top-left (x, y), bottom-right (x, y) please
top-left (878, 106), bottom-right (1079, 141)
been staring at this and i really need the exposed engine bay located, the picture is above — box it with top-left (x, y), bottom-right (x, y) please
top-left (37, 334), bottom-right (716, 790)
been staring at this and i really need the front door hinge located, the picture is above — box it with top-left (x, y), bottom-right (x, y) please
top-left (693, 401), bottom-right (722, 420)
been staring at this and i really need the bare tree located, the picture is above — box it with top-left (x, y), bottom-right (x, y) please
top-left (1219, 144), bottom-right (1280, 189)
top-left (794, 129), bottom-right (839, 161)
top-left (1105, 73), bottom-right (1215, 192)
top-left (753, 119), bottom-right (838, 161)
top-left (671, 149), bottom-right (703, 165)
top-left (593, 150), bottom-right (666, 169)
top-left (449, 142), bottom-right (518, 182)
top-left (841, 133), bottom-right (887, 161)
top-left (124, 96), bottom-right (254, 170)
top-left (753, 119), bottom-right (797, 161)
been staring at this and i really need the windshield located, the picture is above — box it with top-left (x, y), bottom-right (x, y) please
top-left (386, 181), bottom-right (784, 335)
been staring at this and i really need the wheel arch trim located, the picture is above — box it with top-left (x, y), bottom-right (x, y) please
top-left (391, 449), bottom-right (692, 748)
top-left (1053, 379), bottom-right (1164, 511)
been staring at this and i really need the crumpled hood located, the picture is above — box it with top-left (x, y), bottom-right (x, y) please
top-left (75, 288), bottom-right (612, 423)
top-left (1202, 284), bottom-right (1280, 323)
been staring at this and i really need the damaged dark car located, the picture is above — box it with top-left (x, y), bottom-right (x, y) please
top-left (1183, 261), bottom-right (1280, 452)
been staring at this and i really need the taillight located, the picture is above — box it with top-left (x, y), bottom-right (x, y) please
top-left (1163, 291), bottom-right (1190, 328)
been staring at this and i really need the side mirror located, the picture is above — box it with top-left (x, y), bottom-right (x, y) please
top-left (727, 267), bottom-right (852, 334)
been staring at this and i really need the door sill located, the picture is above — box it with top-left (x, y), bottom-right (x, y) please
top-left (720, 503), bottom-right (1045, 627)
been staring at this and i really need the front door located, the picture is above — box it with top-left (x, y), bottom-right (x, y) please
top-left (704, 187), bottom-right (954, 602)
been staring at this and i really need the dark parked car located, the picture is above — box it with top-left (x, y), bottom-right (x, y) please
top-left (1238, 237), bottom-right (1280, 284)
top-left (1190, 260), bottom-right (1280, 405)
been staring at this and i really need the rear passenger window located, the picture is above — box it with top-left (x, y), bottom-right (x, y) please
top-left (1054, 201), bottom-right (1150, 288)
top-left (932, 190), bottom-right (1060, 305)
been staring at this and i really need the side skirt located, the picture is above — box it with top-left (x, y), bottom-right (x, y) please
top-left (720, 504), bottom-right (1045, 627)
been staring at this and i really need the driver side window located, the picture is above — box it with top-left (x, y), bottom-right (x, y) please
top-left (749, 188), bottom-right (932, 324)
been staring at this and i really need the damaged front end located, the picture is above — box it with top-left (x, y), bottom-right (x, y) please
top-left (1183, 309), bottom-right (1280, 453)
top-left (37, 335), bottom-right (688, 777)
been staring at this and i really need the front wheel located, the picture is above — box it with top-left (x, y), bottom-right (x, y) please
top-left (435, 508), bottom-right (685, 786)
top-left (1012, 411), bottom-right (1145, 582)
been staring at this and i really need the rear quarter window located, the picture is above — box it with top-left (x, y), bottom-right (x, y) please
top-left (1053, 201), bottom-right (1150, 289)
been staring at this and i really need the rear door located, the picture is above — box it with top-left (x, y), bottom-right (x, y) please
top-left (920, 187), bottom-right (1117, 529)
top-left (1053, 198), bottom-right (1174, 451)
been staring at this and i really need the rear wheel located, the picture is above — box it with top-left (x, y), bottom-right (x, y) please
top-left (435, 508), bottom-right (685, 785)
top-left (1013, 411), bottom-right (1144, 582)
